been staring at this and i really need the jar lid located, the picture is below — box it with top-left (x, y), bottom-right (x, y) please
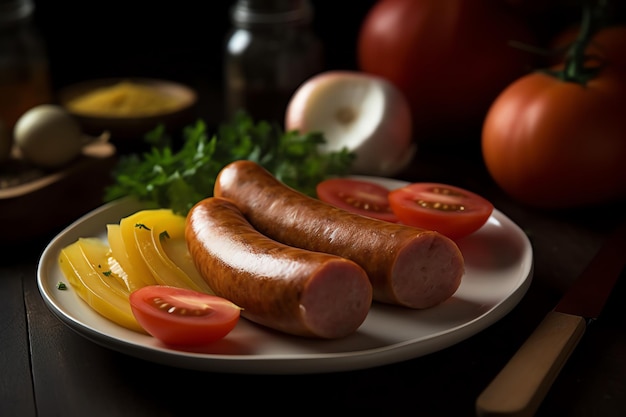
top-left (231, 0), bottom-right (313, 25)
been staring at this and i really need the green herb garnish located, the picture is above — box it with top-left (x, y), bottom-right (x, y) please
top-left (104, 111), bottom-right (355, 215)
top-left (57, 282), bottom-right (67, 290)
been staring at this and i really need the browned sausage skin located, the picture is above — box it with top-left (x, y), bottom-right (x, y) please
top-left (185, 196), bottom-right (373, 339)
top-left (214, 160), bottom-right (465, 309)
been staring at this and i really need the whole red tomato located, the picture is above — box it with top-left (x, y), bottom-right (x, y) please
top-left (482, 65), bottom-right (626, 208)
top-left (357, 0), bottom-right (536, 141)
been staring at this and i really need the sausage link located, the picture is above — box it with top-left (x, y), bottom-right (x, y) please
top-left (214, 160), bottom-right (465, 309)
top-left (185, 196), bottom-right (373, 339)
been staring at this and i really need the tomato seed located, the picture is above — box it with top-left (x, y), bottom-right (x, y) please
top-left (150, 297), bottom-right (212, 317)
top-left (340, 193), bottom-right (392, 214)
top-left (416, 199), bottom-right (466, 212)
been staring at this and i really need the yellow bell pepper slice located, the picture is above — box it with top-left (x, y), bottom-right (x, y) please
top-left (117, 210), bottom-right (165, 288)
top-left (107, 223), bottom-right (149, 292)
top-left (58, 238), bottom-right (145, 333)
top-left (132, 209), bottom-right (214, 294)
top-left (160, 224), bottom-right (213, 293)
top-left (77, 237), bottom-right (130, 298)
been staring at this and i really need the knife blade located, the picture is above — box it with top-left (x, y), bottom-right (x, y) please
top-left (476, 219), bottom-right (626, 417)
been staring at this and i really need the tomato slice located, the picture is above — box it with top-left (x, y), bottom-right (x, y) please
top-left (316, 178), bottom-right (399, 222)
top-left (129, 285), bottom-right (241, 346)
top-left (388, 182), bottom-right (494, 240)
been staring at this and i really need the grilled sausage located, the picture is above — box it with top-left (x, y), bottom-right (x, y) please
top-left (214, 160), bottom-right (465, 309)
top-left (185, 196), bottom-right (373, 339)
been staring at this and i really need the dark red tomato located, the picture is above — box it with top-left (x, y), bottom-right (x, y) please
top-left (357, 0), bottom-right (536, 139)
top-left (316, 178), bottom-right (399, 222)
top-left (482, 67), bottom-right (626, 208)
top-left (129, 285), bottom-right (241, 346)
top-left (388, 183), bottom-right (494, 240)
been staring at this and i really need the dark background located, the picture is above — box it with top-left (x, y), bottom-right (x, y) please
top-left (31, 1), bottom-right (377, 91)
top-left (27, 0), bottom-right (626, 130)
top-left (30, 0), bottom-right (617, 91)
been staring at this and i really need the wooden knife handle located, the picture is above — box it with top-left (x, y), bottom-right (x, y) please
top-left (476, 311), bottom-right (587, 417)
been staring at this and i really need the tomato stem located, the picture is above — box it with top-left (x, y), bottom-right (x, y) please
top-left (547, 0), bottom-right (611, 85)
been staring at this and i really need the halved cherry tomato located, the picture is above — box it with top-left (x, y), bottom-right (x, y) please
top-left (388, 183), bottom-right (494, 240)
top-left (316, 178), bottom-right (399, 222)
top-left (129, 285), bottom-right (241, 346)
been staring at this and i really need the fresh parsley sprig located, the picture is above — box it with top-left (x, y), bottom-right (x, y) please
top-left (104, 111), bottom-right (355, 215)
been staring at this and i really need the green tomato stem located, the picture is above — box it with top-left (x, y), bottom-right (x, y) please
top-left (549, 0), bottom-right (611, 85)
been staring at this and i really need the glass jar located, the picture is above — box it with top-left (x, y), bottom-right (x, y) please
top-left (0, 0), bottom-right (52, 132)
top-left (224, 0), bottom-right (324, 125)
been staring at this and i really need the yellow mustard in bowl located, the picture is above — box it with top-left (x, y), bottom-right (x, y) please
top-left (66, 81), bottom-right (183, 118)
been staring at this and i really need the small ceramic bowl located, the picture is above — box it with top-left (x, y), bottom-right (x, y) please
top-left (58, 78), bottom-right (197, 143)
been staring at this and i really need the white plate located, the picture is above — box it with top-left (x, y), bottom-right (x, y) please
top-left (37, 177), bottom-right (533, 374)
